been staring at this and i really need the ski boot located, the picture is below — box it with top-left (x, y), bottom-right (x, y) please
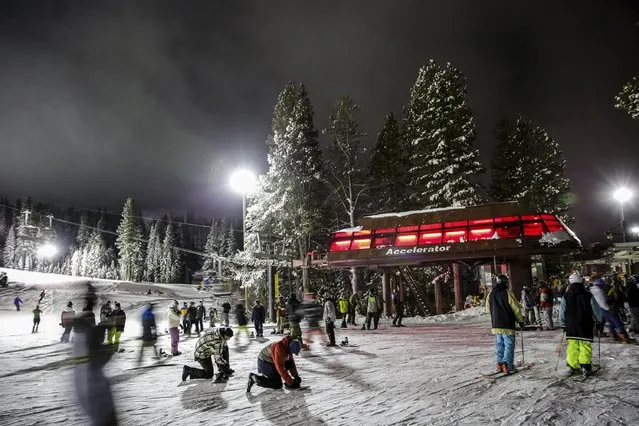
top-left (250, 331), bottom-right (255, 338)
top-left (496, 363), bottom-right (503, 373)
top-left (214, 372), bottom-right (229, 383)
top-left (182, 366), bottom-right (191, 381)
top-left (246, 373), bottom-right (255, 393)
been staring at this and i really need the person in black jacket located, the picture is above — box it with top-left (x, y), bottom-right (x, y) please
top-left (222, 300), bottom-right (232, 327)
top-left (108, 302), bottom-right (126, 352)
top-left (560, 273), bottom-right (602, 377)
top-left (626, 276), bottom-right (639, 333)
top-left (196, 301), bottom-right (206, 334)
top-left (252, 300), bottom-right (266, 338)
top-left (235, 303), bottom-right (250, 339)
top-left (485, 275), bottom-right (524, 374)
top-left (188, 302), bottom-right (198, 336)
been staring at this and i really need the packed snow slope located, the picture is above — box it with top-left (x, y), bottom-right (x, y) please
top-left (0, 269), bottom-right (637, 426)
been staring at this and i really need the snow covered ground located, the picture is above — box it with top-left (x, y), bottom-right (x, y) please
top-left (0, 268), bottom-right (638, 425)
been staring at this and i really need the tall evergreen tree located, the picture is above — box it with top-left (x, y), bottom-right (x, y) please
top-left (202, 220), bottom-right (221, 271)
top-left (159, 222), bottom-right (181, 283)
top-left (404, 60), bottom-right (484, 208)
top-left (369, 113), bottom-right (407, 212)
top-left (144, 222), bottom-right (162, 282)
top-left (489, 116), bottom-right (572, 220)
top-left (115, 198), bottom-right (145, 281)
top-left (224, 222), bottom-right (238, 258)
top-left (76, 212), bottom-right (91, 248)
top-left (616, 76), bottom-right (639, 120)
top-left (247, 82), bottom-right (325, 292)
top-left (2, 225), bottom-right (16, 268)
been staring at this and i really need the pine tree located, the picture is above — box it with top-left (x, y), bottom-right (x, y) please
top-left (369, 113), bottom-right (407, 212)
top-left (404, 60), bottom-right (484, 208)
top-left (224, 222), bottom-right (238, 258)
top-left (144, 223), bottom-right (162, 282)
top-left (247, 82), bottom-right (325, 292)
top-left (84, 230), bottom-right (107, 278)
top-left (2, 225), bottom-right (16, 268)
top-left (202, 220), bottom-right (221, 271)
top-left (489, 116), bottom-right (572, 220)
top-left (324, 95), bottom-right (368, 228)
top-left (615, 76), bottom-right (639, 120)
top-left (76, 212), bottom-right (91, 248)
top-left (115, 198), bottom-right (145, 282)
top-left (159, 222), bottom-right (181, 283)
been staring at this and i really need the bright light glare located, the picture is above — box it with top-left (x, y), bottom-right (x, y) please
top-left (613, 187), bottom-right (632, 203)
top-left (632, 226), bottom-right (639, 234)
top-left (229, 169), bottom-right (257, 194)
top-left (37, 243), bottom-right (58, 258)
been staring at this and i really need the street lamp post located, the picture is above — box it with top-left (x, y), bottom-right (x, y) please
top-left (613, 187), bottom-right (632, 243)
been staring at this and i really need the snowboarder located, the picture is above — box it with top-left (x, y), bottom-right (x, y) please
top-left (590, 275), bottom-right (630, 342)
top-left (188, 302), bottom-right (198, 335)
top-left (38, 289), bottom-right (46, 304)
top-left (246, 336), bottom-right (302, 392)
top-left (362, 288), bottom-right (382, 330)
top-left (252, 300), bottom-right (266, 338)
top-left (286, 293), bottom-right (303, 342)
top-left (182, 327), bottom-right (234, 382)
top-left (391, 288), bottom-right (404, 327)
top-left (72, 284), bottom-right (117, 425)
top-left (60, 301), bottom-right (75, 343)
top-left (337, 293), bottom-right (349, 328)
top-left (138, 303), bottom-right (159, 364)
top-left (235, 303), bottom-right (250, 339)
top-left (32, 304), bottom-right (42, 333)
top-left (626, 275), bottom-right (639, 333)
top-left (275, 296), bottom-right (287, 334)
top-left (539, 281), bottom-right (555, 330)
top-left (13, 296), bottom-right (23, 311)
top-left (348, 292), bottom-right (359, 326)
top-left (196, 301), bottom-right (206, 334)
top-left (559, 273), bottom-right (601, 377)
top-left (168, 300), bottom-right (182, 356)
top-left (221, 300), bottom-right (232, 327)
top-left (324, 295), bottom-right (337, 346)
top-left (108, 302), bottom-right (126, 352)
top-left (486, 274), bottom-right (524, 374)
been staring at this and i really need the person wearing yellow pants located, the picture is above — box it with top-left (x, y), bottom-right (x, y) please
top-left (109, 302), bottom-right (127, 352)
top-left (560, 273), bottom-right (602, 377)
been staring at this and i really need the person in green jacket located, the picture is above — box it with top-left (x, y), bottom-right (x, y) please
top-left (338, 293), bottom-right (350, 328)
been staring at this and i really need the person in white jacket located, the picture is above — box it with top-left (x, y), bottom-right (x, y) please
top-left (168, 300), bottom-right (182, 356)
top-left (324, 296), bottom-right (337, 347)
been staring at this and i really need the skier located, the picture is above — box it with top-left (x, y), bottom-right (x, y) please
top-left (324, 295), bottom-right (337, 346)
top-left (275, 296), bottom-right (287, 334)
top-left (181, 327), bottom-right (234, 382)
top-left (520, 287), bottom-right (536, 326)
top-left (235, 303), bottom-right (250, 339)
top-left (538, 281), bottom-right (555, 330)
top-left (109, 302), bottom-right (126, 352)
top-left (252, 300), bottom-right (266, 338)
top-left (391, 288), bottom-right (404, 327)
top-left (590, 275), bottom-right (630, 342)
top-left (168, 300), bottom-right (182, 356)
top-left (38, 289), bottom-right (46, 304)
top-left (348, 292), bottom-right (359, 326)
top-left (221, 300), bottom-right (232, 327)
top-left (13, 296), bottom-right (23, 311)
top-left (337, 293), bottom-right (349, 329)
top-left (60, 301), bottom-right (75, 343)
top-left (138, 303), bottom-right (159, 364)
top-left (32, 304), bottom-right (42, 333)
top-left (559, 273), bottom-right (601, 377)
top-left (362, 288), bottom-right (382, 330)
top-left (196, 301), bottom-right (206, 334)
top-left (486, 274), bottom-right (524, 374)
top-left (286, 293), bottom-right (303, 342)
top-left (246, 336), bottom-right (302, 393)
top-left (188, 302), bottom-right (198, 335)
top-left (301, 299), bottom-right (323, 349)
top-left (626, 275), bottom-right (639, 333)
top-left (72, 284), bottom-right (117, 425)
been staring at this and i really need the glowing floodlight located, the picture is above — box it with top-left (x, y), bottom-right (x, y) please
top-left (613, 187), bottom-right (632, 203)
top-left (37, 243), bottom-right (58, 258)
top-left (229, 169), bottom-right (257, 195)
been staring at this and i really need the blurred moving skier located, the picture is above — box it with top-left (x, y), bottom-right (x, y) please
top-left (559, 273), bottom-right (601, 377)
top-left (60, 301), bottom-right (75, 343)
top-left (108, 302), bottom-right (126, 352)
top-left (252, 300), bottom-right (266, 338)
top-left (32, 304), bottom-right (42, 333)
top-left (99, 300), bottom-right (113, 343)
top-left (486, 275), bottom-right (524, 374)
top-left (626, 275), bottom-right (639, 333)
top-left (13, 296), bottom-right (23, 311)
top-left (246, 336), bottom-right (302, 392)
top-left (181, 327), bottom-right (234, 382)
top-left (168, 300), bottom-right (182, 356)
top-left (324, 295), bottom-right (337, 346)
top-left (286, 293), bottom-right (303, 342)
top-left (138, 303), bottom-right (159, 364)
top-left (538, 281), bottom-right (555, 330)
top-left (235, 303), bottom-right (250, 339)
top-left (73, 285), bottom-right (117, 426)
top-left (221, 300), bottom-right (232, 327)
top-left (590, 275), bottom-right (630, 343)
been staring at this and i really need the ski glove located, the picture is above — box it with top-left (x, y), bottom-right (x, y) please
top-left (292, 376), bottom-right (302, 387)
top-left (286, 379), bottom-right (301, 389)
top-left (293, 374), bottom-right (301, 383)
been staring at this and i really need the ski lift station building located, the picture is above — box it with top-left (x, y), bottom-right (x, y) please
top-left (326, 202), bottom-right (581, 315)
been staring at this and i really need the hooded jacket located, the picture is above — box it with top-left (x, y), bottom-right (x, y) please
top-left (486, 281), bottom-right (524, 335)
top-left (258, 335), bottom-right (299, 386)
top-left (559, 282), bottom-right (601, 341)
top-left (168, 305), bottom-right (181, 328)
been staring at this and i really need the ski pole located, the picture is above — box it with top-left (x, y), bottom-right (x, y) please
top-left (598, 329), bottom-right (601, 367)
top-left (554, 330), bottom-right (565, 372)
top-left (520, 326), bottom-right (525, 366)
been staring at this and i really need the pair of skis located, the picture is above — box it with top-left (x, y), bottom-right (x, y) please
top-left (479, 362), bottom-right (536, 382)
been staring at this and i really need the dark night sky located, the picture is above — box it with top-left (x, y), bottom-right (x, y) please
top-left (1, 1), bottom-right (639, 243)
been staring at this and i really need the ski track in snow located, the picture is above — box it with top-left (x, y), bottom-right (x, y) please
top-left (0, 270), bottom-right (638, 425)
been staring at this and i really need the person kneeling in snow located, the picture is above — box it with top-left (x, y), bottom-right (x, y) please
top-left (246, 336), bottom-right (302, 392)
top-left (182, 327), bottom-right (234, 382)
top-left (486, 275), bottom-right (524, 374)
top-left (560, 273), bottom-right (601, 377)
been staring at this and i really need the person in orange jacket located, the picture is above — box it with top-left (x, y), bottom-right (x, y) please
top-left (246, 335), bottom-right (302, 392)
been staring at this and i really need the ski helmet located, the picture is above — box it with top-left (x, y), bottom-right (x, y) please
top-left (568, 273), bottom-right (583, 284)
top-left (288, 339), bottom-right (301, 355)
top-left (495, 275), bottom-right (509, 286)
